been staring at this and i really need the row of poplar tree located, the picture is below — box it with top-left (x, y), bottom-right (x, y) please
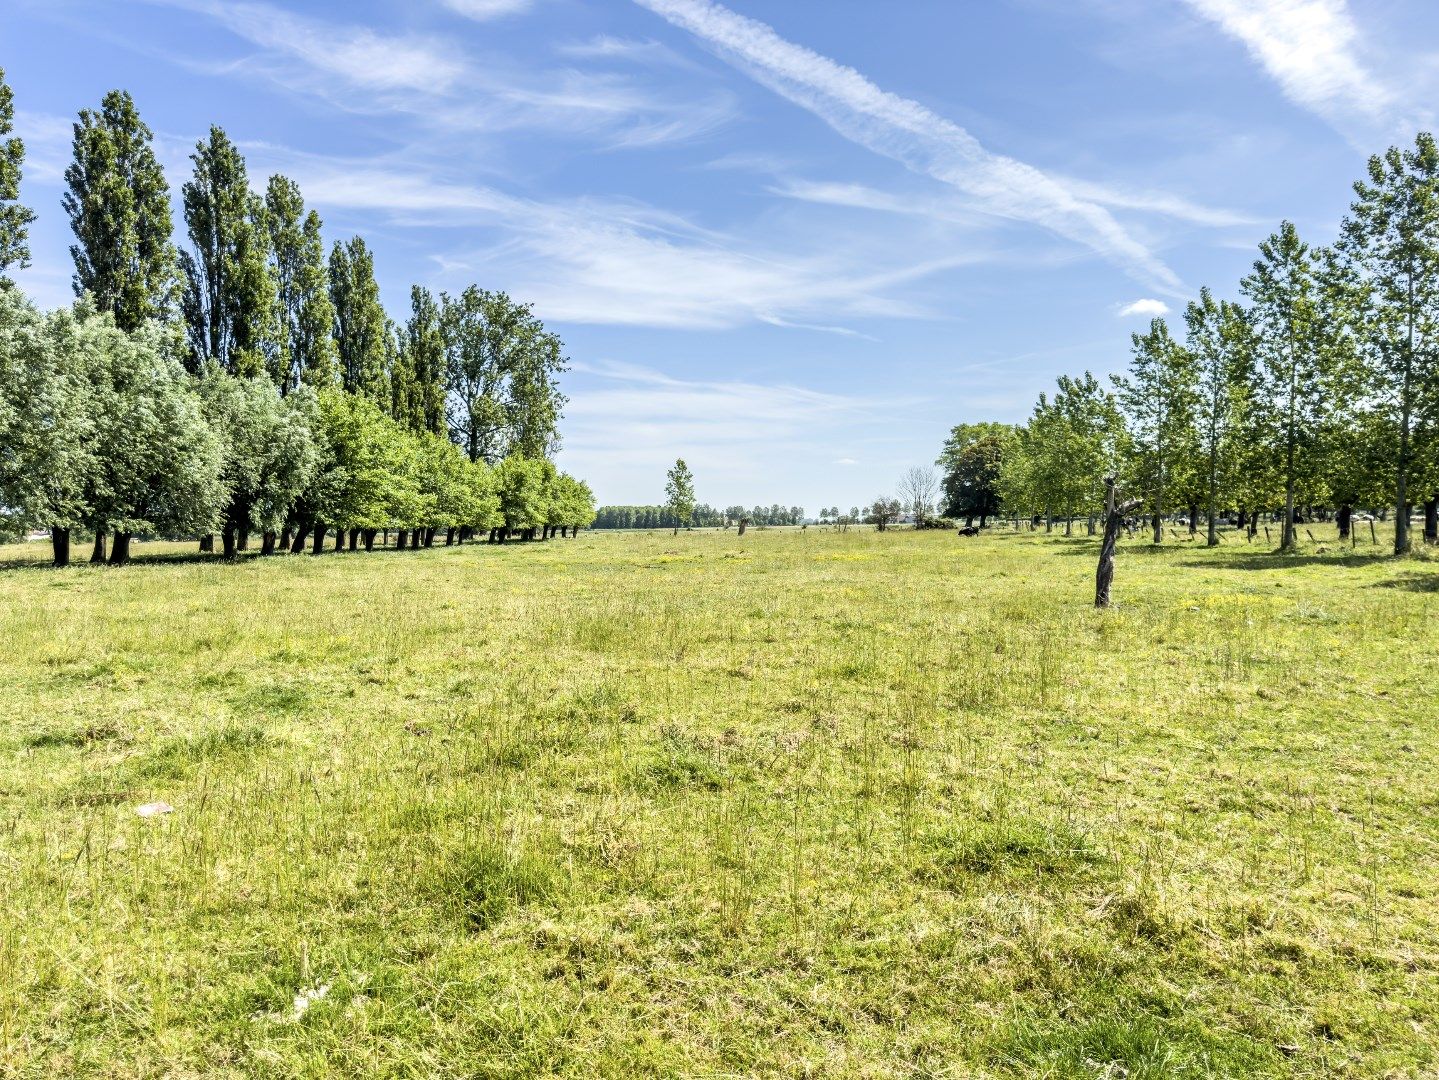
top-left (940, 133), bottom-right (1439, 556)
top-left (0, 73), bottom-right (596, 565)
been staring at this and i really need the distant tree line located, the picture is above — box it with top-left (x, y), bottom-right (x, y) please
top-left (0, 73), bottom-right (595, 565)
top-left (938, 133), bottom-right (1439, 554)
top-left (592, 502), bottom-right (809, 529)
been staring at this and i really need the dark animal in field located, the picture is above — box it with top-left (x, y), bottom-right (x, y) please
top-left (957, 526), bottom-right (980, 537)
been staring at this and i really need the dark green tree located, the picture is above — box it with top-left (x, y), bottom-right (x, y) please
top-left (63, 90), bottom-right (177, 329)
top-left (441, 287), bottom-right (567, 463)
top-left (1339, 134), bottom-right (1439, 554)
top-left (329, 236), bottom-right (388, 403)
top-left (1113, 318), bottom-right (1199, 544)
top-left (1242, 223), bottom-right (1347, 550)
top-left (0, 67), bottom-right (36, 282)
top-left (394, 286), bottom-right (446, 434)
top-left (938, 422), bottom-right (1015, 525)
top-left (179, 127), bottom-right (277, 376)
top-left (265, 175), bottom-right (336, 394)
top-left (1185, 288), bottom-right (1254, 546)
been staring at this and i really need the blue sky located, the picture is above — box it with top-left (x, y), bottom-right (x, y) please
top-left (3, 0), bottom-right (1437, 509)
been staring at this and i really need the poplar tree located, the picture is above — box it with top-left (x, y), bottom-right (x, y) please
top-left (329, 236), bottom-right (388, 403)
top-left (0, 67), bottom-right (36, 282)
top-left (265, 175), bottom-right (336, 393)
top-left (63, 90), bottom-right (176, 329)
top-left (179, 127), bottom-right (277, 377)
top-left (1242, 223), bottom-right (1343, 550)
top-left (1114, 318), bottom-right (1199, 544)
top-left (664, 458), bottom-right (696, 534)
top-left (1339, 134), bottom-right (1439, 554)
top-left (1185, 288), bottom-right (1254, 546)
top-left (397, 285), bottom-right (446, 435)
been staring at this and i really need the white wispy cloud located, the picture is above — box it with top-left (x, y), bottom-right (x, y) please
top-left (1117, 298), bottom-right (1170, 318)
top-left (236, 148), bottom-right (971, 330)
top-left (633, 0), bottom-right (1185, 295)
top-left (555, 35), bottom-right (691, 68)
top-left (146, 0), bottom-right (731, 149)
top-left (441, 0), bottom-right (535, 20)
top-left (149, 0), bottom-right (466, 92)
top-left (1180, 0), bottom-right (1411, 139)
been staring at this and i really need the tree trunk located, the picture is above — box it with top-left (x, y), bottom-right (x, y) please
top-left (1096, 481), bottom-right (1139, 609)
top-left (312, 523), bottom-right (326, 554)
top-left (425, 527), bottom-right (437, 547)
top-left (237, 529), bottom-right (249, 551)
top-left (1151, 513), bottom-right (1161, 545)
top-left (51, 527), bottom-right (71, 568)
top-left (446, 527), bottom-right (456, 546)
top-left (290, 522), bottom-right (311, 554)
top-left (1283, 482), bottom-right (1296, 550)
top-left (199, 534), bottom-right (213, 553)
top-left (222, 528), bottom-right (237, 559)
top-left (396, 529), bottom-right (409, 550)
top-left (363, 529), bottom-right (376, 552)
top-left (280, 527), bottom-right (292, 551)
top-left (90, 532), bottom-right (108, 564)
top-left (261, 531), bottom-right (277, 555)
top-left (108, 532), bottom-right (132, 566)
top-left (1337, 504), bottom-right (1352, 540)
top-left (1424, 497), bottom-right (1437, 544)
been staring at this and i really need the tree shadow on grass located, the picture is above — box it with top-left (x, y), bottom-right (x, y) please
top-left (0, 538), bottom-right (540, 574)
top-left (1370, 572), bottom-right (1439, 593)
top-left (1178, 549), bottom-right (1402, 571)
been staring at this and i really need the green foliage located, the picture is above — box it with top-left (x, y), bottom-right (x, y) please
top-left (265, 175), bottom-right (337, 394)
top-left (78, 306), bottom-right (226, 537)
top-left (441, 287), bottom-right (567, 463)
top-left (328, 236), bottom-right (388, 404)
top-left (1339, 134), bottom-right (1439, 552)
top-left (1114, 318), bottom-right (1199, 533)
top-left (0, 291), bottom-right (94, 533)
top-left (939, 425), bottom-right (1014, 522)
top-left (0, 67), bottom-right (35, 280)
top-left (493, 455), bottom-right (555, 532)
top-left (63, 90), bottom-right (177, 330)
top-left (664, 457), bottom-right (696, 527)
top-left (196, 372), bottom-right (321, 539)
top-left (393, 286), bottom-right (446, 435)
top-left (179, 127), bottom-right (278, 378)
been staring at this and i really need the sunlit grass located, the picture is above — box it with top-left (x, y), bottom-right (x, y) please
top-left (1, 524), bottom-right (1436, 1076)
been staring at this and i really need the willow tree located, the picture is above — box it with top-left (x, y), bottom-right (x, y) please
top-left (63, 90), bottom-right (176, 329)
top-left (179, 127), bottom-right (277, 377)
top-left (1339, 135), bottom-right (1439, 554)
top-left (0, 294), bottom-right (95, 565)
top-left (0, 67), bottom-right (35, 282)
top-left (1114, 319), bottom-right (1198, 544)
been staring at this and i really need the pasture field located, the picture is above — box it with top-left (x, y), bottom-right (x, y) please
top-left (1, 526), bottom-right (1437, 1078)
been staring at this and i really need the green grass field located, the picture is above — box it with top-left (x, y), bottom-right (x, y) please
top-left (1, 525), bottom-right (1436, 1078)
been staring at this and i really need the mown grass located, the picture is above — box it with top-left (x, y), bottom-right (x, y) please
top-left (0, 523), bottom-right (1436, 1078)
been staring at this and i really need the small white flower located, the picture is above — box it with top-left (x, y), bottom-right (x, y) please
top-left (135, 802), bottom-right (174, 818)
